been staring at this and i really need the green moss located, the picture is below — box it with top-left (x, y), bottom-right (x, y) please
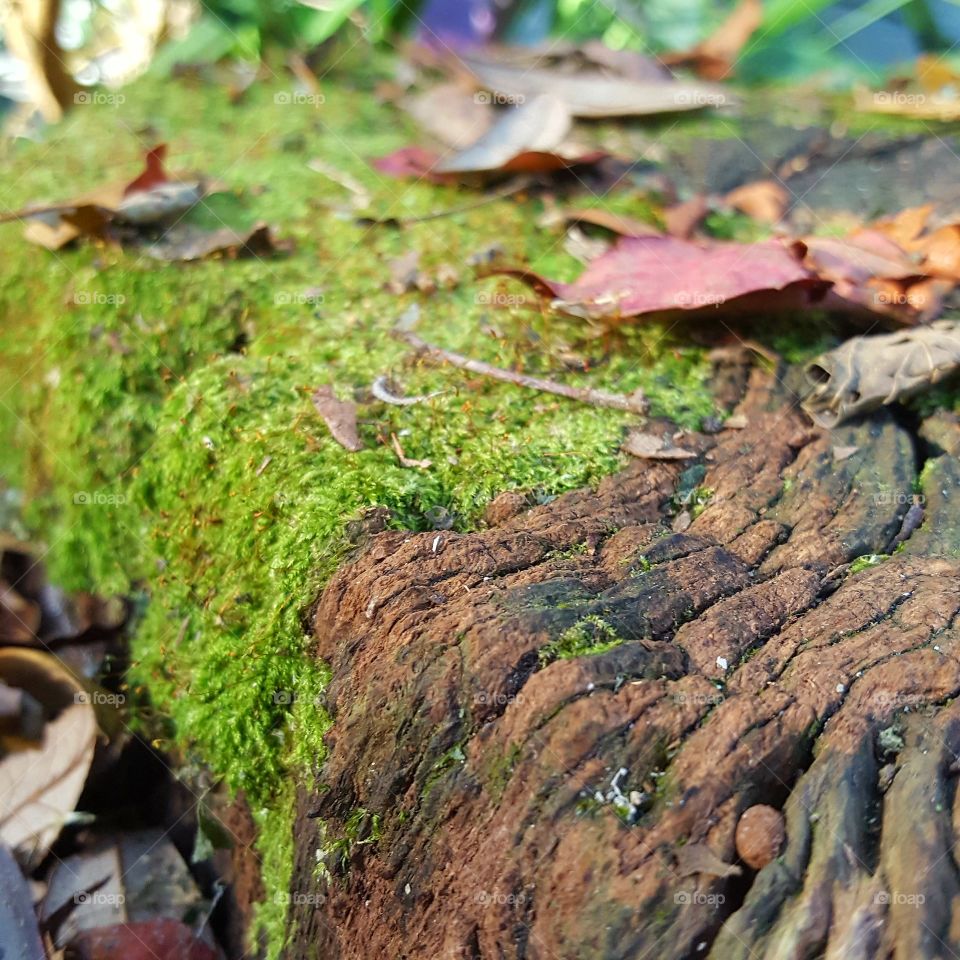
top-left (849, 553), bottom-right (889, 574)
top-left (540, 615), bottom-right (626, 664)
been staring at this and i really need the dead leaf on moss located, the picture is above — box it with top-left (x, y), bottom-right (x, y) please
top-left (803, 320), bottom-right (960, 427)
top-left (459, 52), bottom-right (731, 118)
top-left (623, 430), bottom-right (696, 460)
top-left (488, 236), bottom-right (823, 323)
top-left (144, 222), bottom-right (286, 262)
top-left (4, 145), bottom-right (204, 251)
top-left (402, 82), bottom-right (493, 149)
top-left (312, 386), bottom-right (365, 453)
top-left (725, 180), bottom-right (789, 223)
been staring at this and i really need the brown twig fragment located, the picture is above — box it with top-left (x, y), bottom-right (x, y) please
top-left (395, 330), bottom-right (648, 415)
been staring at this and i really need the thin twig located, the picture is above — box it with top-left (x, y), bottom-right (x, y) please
top-left (395, 330), bottom-right (648, 415)
top-left (357, 176), bottom-right (532, 227)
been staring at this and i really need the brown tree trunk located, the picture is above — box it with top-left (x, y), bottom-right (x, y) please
top-left (287, 368), bottom-right (960, 960)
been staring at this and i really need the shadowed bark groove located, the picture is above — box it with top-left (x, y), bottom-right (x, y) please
top-left (288, 381), bottom-right (960, 960)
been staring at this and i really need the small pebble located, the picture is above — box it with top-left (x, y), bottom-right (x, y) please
top-left (735, 804), bottom-right (786, 870)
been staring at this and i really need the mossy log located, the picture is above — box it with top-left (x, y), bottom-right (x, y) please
top-left (283, 368), bottom-right (960, 959)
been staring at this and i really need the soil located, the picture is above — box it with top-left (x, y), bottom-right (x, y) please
top-left (285, 365), bottom-right (960, 959)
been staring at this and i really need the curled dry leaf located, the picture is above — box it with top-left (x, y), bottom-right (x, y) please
top-left (803, 320), bottom-right (960, 427)
top-left (0, 648), bottom-right (97, 865)
top-left (402, 82), bottom-right (494, 149)
top-left (725, 179), bottom-right (789, 223)
top-left (66, 917), bottom-right (218, 960)
top-left (312, 386), bottom-right (365, 452)
top-left (391, 434), bottom-right (432, 469)
top-left (144, 222), bottom-right (287, 262)
top-left (374, 95), bottom-right (605, 181)
top-left (488, 236), bottom-right (823, 323)
top-left (459, 53), bottom-right (731, 118)
top-left (623, 430), bottom-right (697, 460)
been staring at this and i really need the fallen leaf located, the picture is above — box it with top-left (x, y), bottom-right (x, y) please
top-left (662, 0), bottom-right (763, 80)
top-left (803, 320), bottom-right (960, 427)
top-left (725, 180), bottom-right (789, 223)
top-left (549, 207), bottom-right (661, 238)
top-left (312, 386), bottom-right (365, 452)
top-left (623, 430), bottom-right (697, 460)
top-left (675, 841), bottom-right (743, 878)
top-left (0, 648), bottom-right (98, 865)
top-left (143, 222), bottom-right (285, 262)
top-left (0, 579), bottom-right (40, 644)
top-left (460, 53), bottom-right (731, 118)
top-left (832, 444), bottom-right (860, 461)
top-left (0, 844), bottom-right (45, 960)
top-left (371, 145), bottom-right (451, 182)
top-left (489, 236), bottom-right (823, 323)
top-left (42, 829), bottom-right (215, 950)
top-left (3, 145), bottom-right (205, 251)
top-left (402, 82), bottom-right (494, 149)
top-left (66, 918), bottom-right (217, 960)
top-left (664, 194), bottom-right (710, 239)
top-left (0, 682), bottom-right (43, 741)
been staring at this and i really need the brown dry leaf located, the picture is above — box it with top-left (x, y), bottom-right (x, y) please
top-left (675, 842), bottom-right (743, 878)
top-left (664, 195), bottom-right (710, 238)
top-left (144, 222), bottom-right (285, 262)
top-left (459, 53), bottom-right (731, 118)
top-left (311, 386), bottom-right (365, 453)
top-left (725, 180), bottom-right (789, 223)
top-left (0, 580), bottom-right (40, 644)
top-left (552, 207), bottom-right (660, 238)
top-left (803, 320), bottom-right (960, 427)
top-left (3, 145), bottom-right (204, 251)
top-left (623, 430), bottom-right (697, 460)
top-left (402, 82), bottom-right (493, 149)
top-left (0, 648), bottom-right (97, 866)
top-left (662, 0), bottom-right (763, 80)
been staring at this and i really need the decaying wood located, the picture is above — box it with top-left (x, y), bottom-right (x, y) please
top-left (286, 370), bottom-right (960, 959)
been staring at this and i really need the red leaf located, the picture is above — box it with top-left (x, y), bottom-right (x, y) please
top-left (122, 145), bottom-right (170, 196)
top-left (488, 236), bottom-right (825, 322)
top-left (67, 918), bottom-right (217, 960)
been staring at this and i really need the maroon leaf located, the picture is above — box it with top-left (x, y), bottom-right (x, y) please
top-left (66, 918), bottom-right (217, 960)
top-left (487, 236), bottom-right (826, 322)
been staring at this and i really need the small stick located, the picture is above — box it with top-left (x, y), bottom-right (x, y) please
top-left (395, 330), bottom-right (648, 415)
